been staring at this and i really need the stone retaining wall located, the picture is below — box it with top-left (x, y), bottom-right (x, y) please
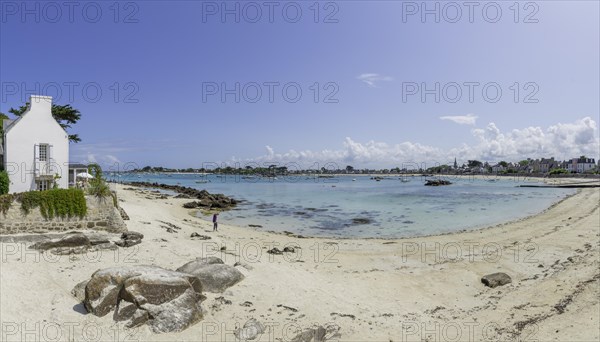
top-left (0, 196), bottom-right (127, 234)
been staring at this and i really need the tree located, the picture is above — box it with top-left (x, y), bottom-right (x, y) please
top-left (9, 103), bottom-right (82, 143)
top-left (467, 160), bottom-right (483, 168)
top-left (0, 112), bottom-right (7, 136)
top-left (345, 165), bottom-right (354, 173)
top-left (499, 161), bottom-right (508, 167)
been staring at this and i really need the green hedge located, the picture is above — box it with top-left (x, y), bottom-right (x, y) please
top-left (0, 171), bottom-right (9, 195)
top-left (18, 188), bottom-right (87, 219)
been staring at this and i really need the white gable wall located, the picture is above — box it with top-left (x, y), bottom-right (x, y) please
top-left (4, 96), bottom-right (69, 193)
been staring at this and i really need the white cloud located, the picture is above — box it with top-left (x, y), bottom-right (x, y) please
top-left (85, 154), bottom-right (97, 164)
top-left (105, 155), bottom-right (121, 164)
top-left (243, 117), bottom-right (600, 168)
top-left (265, 145), bottom-right (274, 158)
top-left (357, 73), bottom-right (393, 87)
top-left (70, 138), bottom-right (185, 168)
top-left (440, 114), bottom-right (478, 126)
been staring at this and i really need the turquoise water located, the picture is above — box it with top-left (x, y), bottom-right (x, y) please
top-left (113, 174), bottom-right (575, 238)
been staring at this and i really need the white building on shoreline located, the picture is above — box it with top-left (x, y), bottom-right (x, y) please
top-left (566, 157), bottom-right (597, 173)
top-left (1, 95), bottom-right (69, 193)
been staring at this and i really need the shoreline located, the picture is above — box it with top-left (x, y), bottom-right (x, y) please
top-left (119, 177), bottom-right (588, 242)
top-left (231, 188), bottom-right (583, 242)
top-left (185, 183), bottom-right (582, 242)
top-left (1, 184), bottom-right (598, 341)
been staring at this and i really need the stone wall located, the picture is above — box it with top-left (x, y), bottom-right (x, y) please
top-left (0, 196), bottom-right (127, 234)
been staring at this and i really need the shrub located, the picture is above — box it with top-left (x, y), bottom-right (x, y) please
top-left (88, 180), bottom-right (112, 198)
top-left (86, 163), bottom-right (112, 199)
top-left (0, 194), bottom-right (14, 215)
top-left (549, 168), bottom-right (568, 175)
top-left (18, 188), bottom-right (87, 219)
top-left (0, 170), bottom-right (9, 195)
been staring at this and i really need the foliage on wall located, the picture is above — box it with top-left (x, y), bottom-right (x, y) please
top-left (17, 188), bottom-right (87, 219)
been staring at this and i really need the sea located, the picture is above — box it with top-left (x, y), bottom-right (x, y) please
top-left (112, 173), bottom-right (575, 238)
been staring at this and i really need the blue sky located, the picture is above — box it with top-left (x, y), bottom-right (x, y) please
top-left (1, 1), bottom-right (598, 169)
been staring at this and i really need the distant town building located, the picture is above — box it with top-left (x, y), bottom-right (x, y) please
top-left (539, 158), bottom-right (560, 173)
top-left (566, 157), bottom-right (596, 173)
top-left (491, 163), bottom-right (505, 173)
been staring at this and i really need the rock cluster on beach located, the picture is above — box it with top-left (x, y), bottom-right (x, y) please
top-left (82, 265), bottom-right (205, 333)
top-left (234, 318), bottom-right (265, 340)
top-left (481, 272), bottom-right (512, 288)
top-left (290, 324), bottom-right (342, 342)
top-left (126, 182), bottom-right (238, 210)
top-left (73, 257), bottom-right (246, 333)
top-left (115, 231), bottom-right (144, 247)
top-left (30, 232), bottom-right (117, 255)
top-left (176, 257), bottom-right (245, 293)
top-left (29, 231), bottom-right (144, 254)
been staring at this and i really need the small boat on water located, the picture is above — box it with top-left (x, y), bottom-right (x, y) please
top-left (352, 179), bottom-right (357, 181)
top-left (196, 180), bottom-right (210, 184)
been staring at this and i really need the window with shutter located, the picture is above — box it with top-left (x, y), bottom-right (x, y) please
top-left (39, 144), bottom-right (48, 162)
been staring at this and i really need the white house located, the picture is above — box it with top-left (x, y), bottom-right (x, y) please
top-left (1, 95), bottom-right (69, 193)
top-left (491, 163), bottom-right (505, 173)
top-left (566, 157), bottom-right (596, 173)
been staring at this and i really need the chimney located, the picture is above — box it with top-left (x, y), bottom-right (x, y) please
top-left (28, 95), bottom-right (53, 113)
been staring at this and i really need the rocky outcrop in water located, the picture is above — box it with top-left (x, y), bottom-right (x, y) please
top-left (424, 179), bottom-right (452, 186)
top-left (127, 182), bottom-right (238, 210)
top-left (351, 218), bottom-right (372, 225)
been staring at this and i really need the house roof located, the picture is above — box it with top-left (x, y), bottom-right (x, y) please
top-left (3, 117), bottom-right (19, 134)
top-left (4, 96), bottom-right (67, 136)
top-left (69, 163), bottom-right (88, 169)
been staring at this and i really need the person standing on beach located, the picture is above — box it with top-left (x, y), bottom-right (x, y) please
top-left (213, 213), bottom-right (218, 231)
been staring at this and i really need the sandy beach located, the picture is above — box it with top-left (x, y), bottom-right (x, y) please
top-left (1, 184), bottom-right (598, 341)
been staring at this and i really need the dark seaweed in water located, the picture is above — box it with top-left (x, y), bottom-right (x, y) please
top-left (255, 203), bottom-right (271, 210)
top-left (306, 207), bottom-right (328, 212)
top-left (352, 218), bottom-right (373, 225)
